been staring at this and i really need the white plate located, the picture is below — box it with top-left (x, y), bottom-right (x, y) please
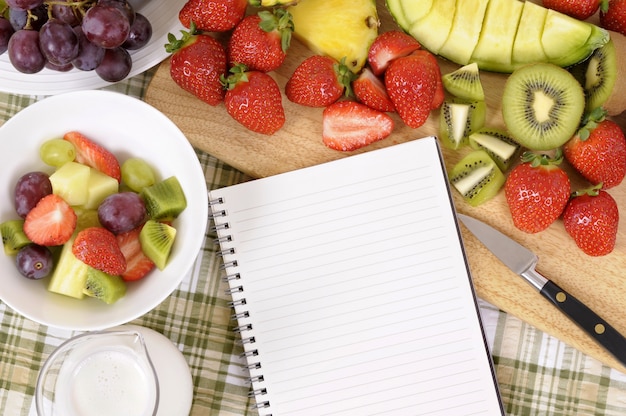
top-left (114, 325), bottom-right (194, 416)
top-left (0, 0), bottom-right (187, 96)
top-left (0, 90), bottom-right (208, 330)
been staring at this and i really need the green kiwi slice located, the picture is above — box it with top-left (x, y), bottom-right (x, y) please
top-left (449, 150), bottom-right (505, 207)
top-left (583, 38), bottom-right (617, 112)
top-left (442, 63), bottom-right (485, 101)
top-left (139, 220), bottom-right (177, 270)
top-left (141, 176), bottom-right (187, 220)
top-left (1, 219), bottom-right (31, 255)
top-left (83, 268), bottom-right (127, 304)
top-left (439, 99), bottom-right (486, 150)
top-left (468, 128), bottom-right (521, 172)
top-left (501, 62), bottom-right (585, 150)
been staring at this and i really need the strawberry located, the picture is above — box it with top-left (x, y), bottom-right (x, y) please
top-left (352, 68), bottom-right (395, 112)
top-left (600, 0), bottom-right (626, 35)
top-left (116, 225), bottom-right (155, 281)
top-left (165, 24), bottom-right (227, 106)
top-left (385, 51), bottom-right (439, 128)
top-left (221, 64), bottom-right (285, 135)
top-left (563, 108), bottom-right (626, 189)
top-left (72, 227), bottom-right (126, 275)
top-left (228, 9), bottom-right (293, 72)
top-left (367, 30), bottom-right (421, 76)
top-left (285, 55), bottom-right (355, 107)
top-left (178, 0), bottom-right (247, 32)
top-left (543, 0), bottom-right (606, 20)
top-left (322, 101), bottom-right (394, 152)
top-left (563, 185), bottom-right (619, 256)
top-left (415, 49), bottom-right (445, 109)
top-left (63, 131), bottom-right (121, 182)
top-left (23, 194), bottom-right (77, 246)
top-left (504, 151), bottom-right (571, 234)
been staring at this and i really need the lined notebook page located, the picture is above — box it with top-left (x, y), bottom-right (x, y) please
top-left (210, 137), bottom-right (503, 415)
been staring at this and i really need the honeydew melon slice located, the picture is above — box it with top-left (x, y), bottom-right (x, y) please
top-left (398, 0), bottom-right (432, 25)
top-left (471, 0), bottom-right (523, 72)
top-left (407, 0), bottom-right (456, 54)
top-left (438, 0), bottom-right (489, 65)
top-left (512, 1), bottom-right (548, 65)
top-left (386, 0), bottom-right (412, 30)
top-left (542, 10), bottom-right (603, 67)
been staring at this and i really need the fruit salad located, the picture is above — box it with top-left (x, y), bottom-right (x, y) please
top-left (0, 131), bottom-right (187, 304)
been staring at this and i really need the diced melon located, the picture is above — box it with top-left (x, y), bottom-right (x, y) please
top-left (49, 161), bottom-right (91, 206)
top-left (83, 168), bottom-right (119, 209)
top-left (48, 234), bottom-right (89, 299)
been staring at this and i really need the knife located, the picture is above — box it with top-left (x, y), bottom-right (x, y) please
top-left (457, 213), bottom-right (626, 368)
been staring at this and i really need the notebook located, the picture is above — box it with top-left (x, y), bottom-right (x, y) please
top-left (208, 137), bottom-right (504, 415)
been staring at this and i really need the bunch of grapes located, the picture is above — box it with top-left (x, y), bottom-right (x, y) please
top-left (0, 0), bottom-right (152, 82)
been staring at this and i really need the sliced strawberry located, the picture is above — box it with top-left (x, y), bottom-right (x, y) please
top-left (23, 194), bottom-right (77, 246)
top-left (116, 226), bottom-right (155, 281)
top-left (322, 101), bottom-right (394, 152)
top-left (63, 131), bottom-right (121, 182)
top-left (368, 30), bottom-right (421, 76)
top-left (72, 227), bottom-right (126, 275)
top-left (352, 68), bottom-right (395, 113)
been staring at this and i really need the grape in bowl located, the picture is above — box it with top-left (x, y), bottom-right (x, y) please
top-left (0, 90), bottom-right (208, 331)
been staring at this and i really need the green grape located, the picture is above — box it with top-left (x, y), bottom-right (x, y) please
top-left (121, 157), bottom-right (156, 192)
top-left (39, 139), bottom-right (76, 167)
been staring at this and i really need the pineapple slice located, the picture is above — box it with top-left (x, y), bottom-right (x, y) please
top-left (288, 0), bottom-right (379, 73)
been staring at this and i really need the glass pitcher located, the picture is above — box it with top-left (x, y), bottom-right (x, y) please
top-left (36, 329), bottom-right (159, 416)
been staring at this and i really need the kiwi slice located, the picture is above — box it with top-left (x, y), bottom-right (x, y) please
top-left (501, 62), bottom-right (585, 150)
top-left (1, 219), bottom-right (31, 255)
top-left (83, 268), bottom-right (127, 304)
top-left (449, 150), bottom-right (505, 207)
top-left (139, 220), bottom-right (176, 270)
top-left (442, 63), bottom-right (485, 101)
top-left (468, 128), bottom-right (521, 172)
top-left (583, 38), bottom-right (617, 112)
top-left (439, 99), bottom-right (486, 150)
top-left (141, 176), bottom-right (187, 220)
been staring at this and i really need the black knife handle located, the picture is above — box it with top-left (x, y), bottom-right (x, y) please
top-left (540, 280), bottom-right (626, 367)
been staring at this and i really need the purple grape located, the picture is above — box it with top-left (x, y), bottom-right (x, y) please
top-left (16, 244), bottom-right (53, 280)
top-left (45, 60), bottom-right (73, 72)
top-left (98, 192), bottom-right (146, 234)
top-left (123, 13), bottom-right (151, 50)
top-left (0, 18), bottom-right (14, 55)
top-left (72, 26), bottom-right (105, 71)
top-left (50, 0), bottom-right (81, 26)
top-left (95, 46), bottom-right (131, 82)
top-left (9, 5), bottom-right (48, 31)
top-left (82, 5), bottom-right (130, 49)
top-left (14, 171), bottom-right (52, 218)
top-left (39, 19), bottom-right (79, 65)
top-left (5, 0), bottom-right (43, 11)
top-left (8, 29), bottom-right (46, 74)
top-left (98, 0), bottom-right (136, 25)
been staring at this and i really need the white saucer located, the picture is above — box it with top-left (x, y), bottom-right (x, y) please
top-left (111, 325), bottom-right (193, 416)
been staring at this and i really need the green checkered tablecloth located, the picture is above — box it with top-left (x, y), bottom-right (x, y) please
top-left (1, 67), bottom-right (626, 416)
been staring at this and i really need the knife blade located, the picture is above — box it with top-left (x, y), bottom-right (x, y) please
top-left (457, 213), bottom-right (626, 368)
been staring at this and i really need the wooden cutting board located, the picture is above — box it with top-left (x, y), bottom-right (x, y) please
top-left (146, 1), bottom-right (626, 372)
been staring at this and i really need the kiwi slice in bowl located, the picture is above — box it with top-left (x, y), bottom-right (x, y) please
top-left (139, 220), bottom-right (177, 270)
top-left (83, 268), bottom-right (126, 304)
top-left (501, 63), bottom-right (585, 151)
top-left (448, 150), bottom-right (505, 207)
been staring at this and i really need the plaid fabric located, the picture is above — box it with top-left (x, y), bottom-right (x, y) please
top-left (1, 67), bottom-right (626, 416)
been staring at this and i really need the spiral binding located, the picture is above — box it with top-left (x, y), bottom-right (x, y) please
top-left (209, 196), bottom-right (271, 414)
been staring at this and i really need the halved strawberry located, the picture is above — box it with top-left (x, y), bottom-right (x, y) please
top-left (116, 225), bottom-right (155, 281)
top-left (322, 101), bottom-right (394, 152)
top-left (72, 227), bottom-right (126, 275)
top-left (63, 131), bottom-right (121, 182)
top-left (23, 194), bottom-right (77, 246)
top-left (352, 68), bottom-right (395, 113)
top-left (367, 30), bottom-right (421, 76)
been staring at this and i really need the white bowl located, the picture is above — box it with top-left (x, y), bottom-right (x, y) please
top-left (0, 90), bottom-right (208, 330)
